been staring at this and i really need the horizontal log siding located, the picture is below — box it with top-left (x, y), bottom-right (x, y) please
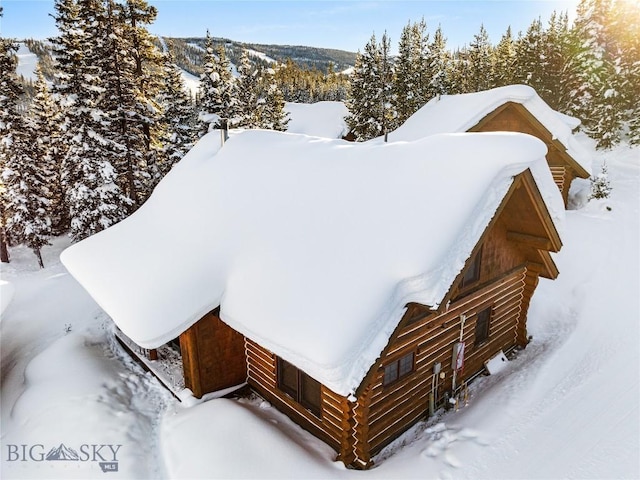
top-left (549, 166), bottom-right (566, 198)
top-left (366, 266), bottom-right (527, 455)
top-left (245, 339), bottom-right (347, 452)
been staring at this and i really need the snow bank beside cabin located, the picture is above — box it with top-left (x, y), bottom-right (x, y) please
top-left (381, 84), bottom-right (591, 176)
top-left (61, 130), bottom-right (563, 397)
top-left (285, 101), bottom-right (348, 138)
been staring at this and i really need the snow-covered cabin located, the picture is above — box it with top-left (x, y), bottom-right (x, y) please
top-left (62, 129), bottom-right (564, 468)
top-left (377, 85), bottom-right (591, 207)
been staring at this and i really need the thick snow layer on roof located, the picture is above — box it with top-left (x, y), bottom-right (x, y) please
top-left (380, 85), bottom-right (591, 175)
top-left (61, 130), bottom-right (563, 396)
top-left (285, 101), bottom-right (348, 139)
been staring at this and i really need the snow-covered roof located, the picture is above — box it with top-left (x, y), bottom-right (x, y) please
top-left (379, 85), bottom-right (591, 176)
top-left (61, 130), bottom-right (564, 397)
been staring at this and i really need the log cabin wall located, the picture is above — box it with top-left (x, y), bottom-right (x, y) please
top-left (245, 339), bottom-right (351, 455)
top-left (180, 310), bottom-right (247, 398)
top-left (359, 216), bottom-right (537, 458)
top-left (471, 102), bottom-right (573, 205)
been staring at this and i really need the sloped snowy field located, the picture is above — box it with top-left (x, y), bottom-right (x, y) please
top-left (1, 138), bottom-right (638, 479)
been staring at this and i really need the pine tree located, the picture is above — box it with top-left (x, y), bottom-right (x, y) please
top-left (54, 0), bottom-right (131, 241)
top-left (29, 66), bottom-right (67, 236)
top-left (492, 26), bottom-right (517, 87)
top-left (589, 161), bottom-right (612, 199)
top-left (100, 0), bottom-right (145, 207)
top-left (426, 25), bottom-right (450, 98)
top-left (609, 0), bottom-right (639, 145)
top-left (0, 36), bottom-right (24, 263)
top-left (0, 42), bottom-right (52, 267)
top-left (120, 0), bottom-right (166, 202)
top-left (515, 18), bottom-right (545, 91)
top-left (541, 11), bottom-right (571, 110)
top-left (393, 20), bottom-right (428, 126)
top-left (159, 47), bottom-right (198, 173)
top-left (198, 32), bottom-right (236, 135)
top-left (565, 0), bottom-right (621, 148)
top-left (345, 32), bottom-right (395, 141)
top-left (256, 66), bottom-right (289, 131)
top-left (448, 47), bottom-right (472, 94)
top-left (234, 49), bottom-right (261, 128)
top-left (3, 118), bottom-right (52, 268)
top-left (468, 24), bottom-right (493, 92)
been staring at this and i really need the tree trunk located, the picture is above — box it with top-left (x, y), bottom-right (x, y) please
top-left (0, 229), bottom-right (9, 263)
top-left (34, 247), bottom-right (44, 269)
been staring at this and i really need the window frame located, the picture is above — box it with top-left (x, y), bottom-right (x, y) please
top-left (460, 246), bottom-right (483, 289)
top-left (382, 351), bottom-right (415, 387)
top-left (474, 306), bottom-right (492, 346)
top-left (276, 357), bottom-right (322, 417)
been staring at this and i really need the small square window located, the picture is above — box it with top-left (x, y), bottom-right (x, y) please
top-left (383, 363), bottom-right (398, 385)
top-left (399, 352), bottom-right (414, 376)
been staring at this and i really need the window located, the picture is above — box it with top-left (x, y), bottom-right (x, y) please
top-left (474, 307), bottom-right (492, 345)
top-left (383, 352), bottom-right (415, 386)
top-left (460, 246), bottom-right (483, 288)
top-left (277, 357), bottom-right (321, 417)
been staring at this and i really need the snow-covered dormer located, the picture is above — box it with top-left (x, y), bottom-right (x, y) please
top-left (375, 85), bottom-right (591, 207)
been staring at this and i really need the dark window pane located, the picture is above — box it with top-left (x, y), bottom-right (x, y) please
top-left (461, 247), bottom-right (482, 287)
top-left (300, 373), bottom-right (321, 416)
top-left (474, 307), bottom-right (491, 345)
top-left (278, 358), bottom-right (298, 398)
top-left (399, 352), bottom-right (414, 376)
top-left (383, 363), bottom-right (398, 385)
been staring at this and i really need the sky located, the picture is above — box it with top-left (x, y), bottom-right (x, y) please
top-left (0, 0), bottom-right (580, 53)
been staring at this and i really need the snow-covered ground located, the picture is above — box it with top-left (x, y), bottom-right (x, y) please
top-left (1, 137), bottom-right (638, 479)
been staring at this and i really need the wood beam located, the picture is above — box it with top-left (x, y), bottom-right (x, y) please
top-left (506, 231), bottom-right (553, 251)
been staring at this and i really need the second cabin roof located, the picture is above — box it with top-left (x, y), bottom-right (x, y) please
top-left (377, 84), bottom-right (592, 177)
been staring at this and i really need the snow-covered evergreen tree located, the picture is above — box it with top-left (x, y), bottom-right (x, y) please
top-left (393, 20), bottom-right (428, 126)
top-left (492, 26), bottom-right (517, 87)
top-left (29, 66), bottom-right (67, 236)
top-left (565, 0), bottom-right (621, 148)
top-left (515, 18), bottom-right (546, 92)
top-left (467, 24), bottom-right (493, 92)
top-left (0, 41), bottom-right (52, 267)
top-left (54, 0), bottom-right (131, 241)
top-left (589, 161), bottom-right (612, 199)
top-left (2, 119), bottom-right (53, 268)
top-left (120, 0), bottom-right (166, 202)
top-left (345, 32), bottom-right (395, 141)
top-left (425, 25), bottom-right (450, 99)
top-left (159, 48), bottom-right (198, 174)
top-left (541, 11), bottom-right (571, 110)
top-left (0, 35), bottom-right (24, 263)
top-left (233, 49), bottom-right (259, 128)
top-left (256, 66), bottom-right (289, 131)
top-left (198, 31), bottom-right (235, 135)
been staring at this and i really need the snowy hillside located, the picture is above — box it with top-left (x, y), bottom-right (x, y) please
top-left (15, 43), bottom-right (39, 81)
top-left (1, 138), bottom-right (638, 479)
